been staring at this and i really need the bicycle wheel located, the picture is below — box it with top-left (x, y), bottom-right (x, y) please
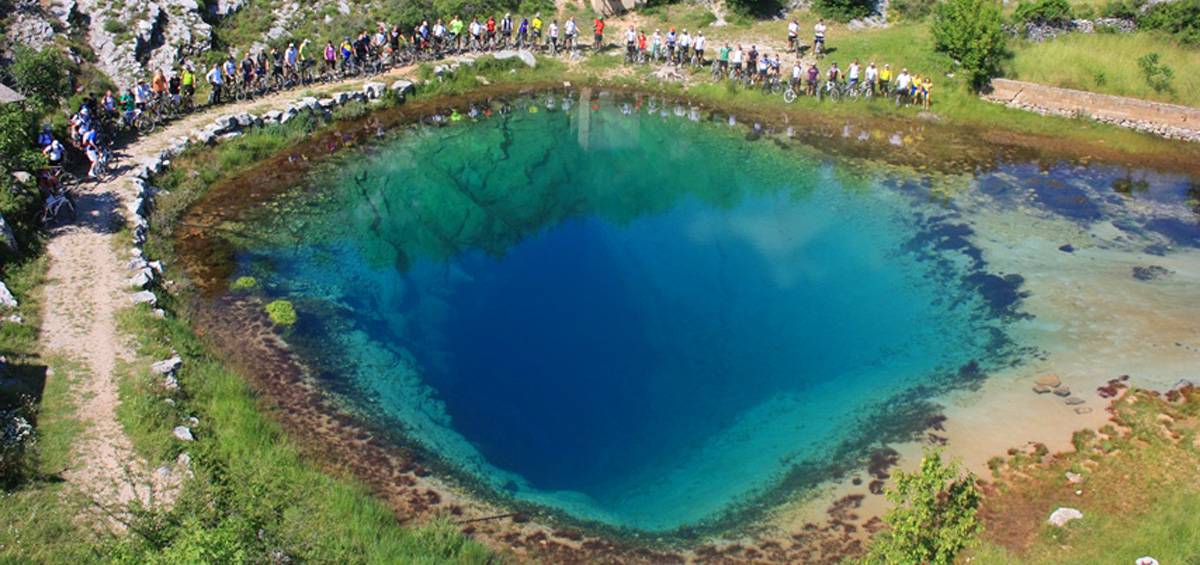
top-left (135, 114), bottom-right (156, 135)
top-left (783, 88), bottom-right (797, 103)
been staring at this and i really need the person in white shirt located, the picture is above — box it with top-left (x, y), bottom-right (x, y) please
top-left (731, 44), bottom-right (744, 76)
top-left (679, 29), bottom-right (691, 62)
top-left (787, 19), bottom-right (799, 51)
top-left (791, 60), bottom-right (803, 87)
top-left (813, 19), bottom-right (827, 53)
top-left (549, 21), bottom-right (559, 52)
top-left (694, 32), bottom-right (706, 64)
top-left (897, 68), bottom-right (912, 102)
top-left (865, 62), bottom-right (879, 93)
top-left (848, 59), bottom-right (861, 88)
top-left (565, 17), bottom-right (577, 49)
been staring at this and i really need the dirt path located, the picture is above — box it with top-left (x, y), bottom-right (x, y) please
top-left (38, 68), bottom-right (412, 527)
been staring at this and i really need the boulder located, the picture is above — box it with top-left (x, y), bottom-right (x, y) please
top-left (493, 49), bottom-right (537, 68)
top-left (172, 426), bottom-right (195, 442)
top-left (1053, 386), bottom-right (1072, 397)
top-left (131, 290), bottom-right (157, 306)
top-left (129, 268), bottom-right (155, 289)
top-left (263, 110), bottom-right (283, 123)
top-left (235, 112), bottom-right (255, 127)
top-left (1064, 397), bottom-right (1086, 406)
top-left (363, 82), bottom-right (387, 99)
top-left (1048, 507), bottom-right (1083, 527)
top-left (319, 98), bottom-right (336, 109)
top-left (1032, 384), bottom-right (1053, 394)
top-left (390, 80), bottom-right (415, 97)
top-left (151, 354), bottom-right (183, 376)
top-left (148, 260), bottom-right (164, 274)
top-left (0, 214), bottom-right (17, 253)
top-left (335, 92), bottom-right (351, 105)
top-left (0, 282), bottom-right (17, 309)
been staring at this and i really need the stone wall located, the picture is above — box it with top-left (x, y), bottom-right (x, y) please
top-left (983, 78), bottom-right (1200, 143)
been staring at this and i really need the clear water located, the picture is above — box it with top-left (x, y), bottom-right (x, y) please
top-left (225, 95), bottom-right (1026, 531)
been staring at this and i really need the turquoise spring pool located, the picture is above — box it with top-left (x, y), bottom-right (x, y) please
top-left (187, 92), bottom-right (1200, 534)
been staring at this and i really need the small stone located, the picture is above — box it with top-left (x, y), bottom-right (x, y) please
top-left (1036, 374), bottom-right (1062, 387)
top-left (1065, 471), bottom-right (1083, 484)
top-left (1054, 386), bottom-right (1072, 397)
top-left (172, 426), bottom-right (194, 442)
top-left (1075, 407), bottom-right (1093, 414)
top-left (1058, 243), bottom-right (1074, 253)
top-left (1033, 384), bottom-right (1053, 394)
top-left (1064, 397), bottom-right (1086, 406)
top-left (1048, 507), bottom-right (1083, 527)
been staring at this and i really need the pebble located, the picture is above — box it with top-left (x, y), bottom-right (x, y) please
top-left (1075, 407), bottom-right (1093, 414)
top-left (1054, 386), bottom-right (1072, 397)
top-left (1064, 397), bottom-right (1086, 406)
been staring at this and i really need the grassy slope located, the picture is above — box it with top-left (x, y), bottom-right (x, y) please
top-left (1007, 32), bottom-right (1200, 108)
top-left (970, 389), bottom-right (1200, 564)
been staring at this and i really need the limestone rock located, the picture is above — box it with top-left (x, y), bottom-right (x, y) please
top-left (1054, 386), bottom-right (1072, 397)
top-left (493, 49), bottom-right (537, 68)
top-left (131, 290), bottom-right (157, 306)
top-left (1032, 384), bottom-right (1053, 394)
top-left (390, 80), bottom-right (415, 96)
top-left (151, 354), bottom-right (182, 376)
top-left (129, 268), bottom-right (154, 289)
top-left (0, 282), bottom-right (17, 309)
top-left (0, 214), bottom-right (17, 253)
top-left (172, 426), bottom-right (194, 442)
top-left (1064, 397), bottom-right (1086, 406)
top-left (1048, 507), bottom-right (1083, 527)
top-left (1065, 471), bottom-right (1083, 484)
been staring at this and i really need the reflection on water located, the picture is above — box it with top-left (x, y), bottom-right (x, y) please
top-left (181, 91), bottom-right (1200, 534)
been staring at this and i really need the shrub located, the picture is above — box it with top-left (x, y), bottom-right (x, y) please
top-left (863, 449), bottom-right (981, 565)
top-left (891, 0), bottom-right (938, 21)
top-left (1138, 0), bottom-right (1200, 45)
top-left (725, 0), bottom-right (785, 18)
top-left (1137, 52), bottom-right (1174, 94)
top-left (1013, 0), bottom-right (1074, 25)
top-left (814, 0), bottom-right (875, 21)
top-left (103, 19), bottom-right (128, 35)
top-left (1, 402), bottom-right (37, 487)
top-left (932, 0), bottom-right (1007, 91)
top-left (265, 300), bottom-right (297, 326)
top-left (10, 48), bottom-right (72, 108)
top-left (1101, 0), bottom-right (1143, 19)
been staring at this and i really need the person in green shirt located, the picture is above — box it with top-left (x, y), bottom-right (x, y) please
top-left (449, 16), bottom-right (464, 50)
top-left (718, 43), bottom-right (731, 73)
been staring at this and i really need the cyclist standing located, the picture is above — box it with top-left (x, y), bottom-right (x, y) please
top-left (205, 64), bottom-right (223, 105)
top-left (593, 17), bottom-right (605, 51)
top-left (548, 20), bottom-right (560, 53)
top-left (847, 59), bottom-right (860, 91)
top-left (787, 19), bottom-right (799, 53)
top-left (813, 19), bottom-right (827, 56)
top-left (865, 62), bottom-right (878, 96)
top-left (564, 17), bottom-right (577, 51)
top-left (532, 13), bottom-right (543, 46)
top-left (694, 31), bottom-right (706, 66)
top-left (879, 63), bottom-right (892, 96)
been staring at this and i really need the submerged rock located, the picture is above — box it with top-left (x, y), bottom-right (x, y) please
top-left (1048, 507), bottom-right (1083, 527)
top-left (1132, 265), bottom-right (1173, 281)
top-left (1036, 374), bottom-right (1062, 387)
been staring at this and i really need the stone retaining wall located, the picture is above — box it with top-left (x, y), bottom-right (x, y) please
top-left (983, 78), bottom-right (1200, 143)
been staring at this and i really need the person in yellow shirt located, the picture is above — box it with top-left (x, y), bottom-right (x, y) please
top-left (922, 76), bottom-right (932, 109)
top-left (879, 63), bottom-right (892, 96)
top-left (532, 12), bottom-right (543, 45)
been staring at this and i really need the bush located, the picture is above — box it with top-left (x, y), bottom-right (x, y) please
top-left (932, 0), bottom-right (1007, 91)
top-left (0, 402), bottom-right (37, 487)
top-left (725, 0), bottom-right (785, 17)
top-left (1013, 0), bottom-right (1074, 25)
top-left (10, 48), bottom-right (72, 108)
top-left (1137, 52), bottom-right (1174, 94)
top-left (1101, 0), bottom-right (1143, 19)
top-left (265, 300), bottom-right (297, 326)
top-left (863, 449), bottom-right (981, 565)
top-left (1138, 0), bottom-right (1200, 45)
top-left (891, 0), bottom-right (937, 21)
top-left (814, 0), bottom-right (875, 21)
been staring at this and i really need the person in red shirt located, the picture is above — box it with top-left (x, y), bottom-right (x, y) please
top-left (486, 16), bottom-right (497, 48)
top-left (593, 17), bottom-right (605, 50)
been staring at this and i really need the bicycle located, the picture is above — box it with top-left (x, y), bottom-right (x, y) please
top-left (783, 82), bottom-right (799, 103)
top-left (40, 182), bottom-right (76, 225)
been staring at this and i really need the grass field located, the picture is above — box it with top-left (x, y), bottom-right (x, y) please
top-left (1007, 32), bottom-right (1200, 107)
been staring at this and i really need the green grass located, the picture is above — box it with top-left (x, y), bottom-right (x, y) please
top-left (0, 356), bottom-right (104, 563)
top-left (1007, 32), bottom-right (1200, 107)
top-left (971, 389), bottom-right (1200, 564)
top-left (109, 303), bottom-right (499, 563)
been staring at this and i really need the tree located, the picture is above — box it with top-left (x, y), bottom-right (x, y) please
top-left (10, 47), bottom-right (72, 108)
top-left (932, 0), bottom-right (1007, 92)
top-left (863, 449), bottom-right (982, 565)
top-left (815, 0), bottom-right (876, 22)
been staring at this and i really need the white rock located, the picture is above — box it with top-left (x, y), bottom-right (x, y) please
top-left (131, 290), bottom-right (157, 306)
top-left (151, 355), bottom-right (182, 376)
top-left (390, 80), bottom-right (415, 96)
top-left (1048, 507), bottom-right (1083, 527)
top-left (0, 282), bottom-right (17, 309)
top-left (172, 426), bottom-right (194, 442)
top-left (492, 49), bottom-right (537, 68)
top-left (129, 268), bottom-right (154, 289)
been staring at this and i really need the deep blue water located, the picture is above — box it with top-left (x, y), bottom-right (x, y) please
top-left (211, 93), bottom-right (1200, 531)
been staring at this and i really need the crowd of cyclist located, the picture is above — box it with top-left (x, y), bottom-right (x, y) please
top-left (34, 13), bottom-right (936, 223)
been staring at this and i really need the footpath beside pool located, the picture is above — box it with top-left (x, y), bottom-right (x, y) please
top-left (984, 78), bottom-right (1200, 143)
